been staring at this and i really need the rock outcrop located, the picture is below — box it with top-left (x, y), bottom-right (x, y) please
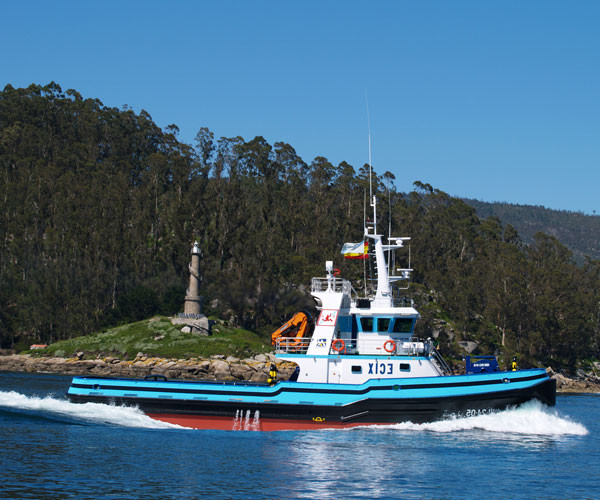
top-left (0, 354), bottom-right (297, 382)
top-left (546, 367), bottom-right (600, 393)
top-left (1, 355), bottom-right (599, 393)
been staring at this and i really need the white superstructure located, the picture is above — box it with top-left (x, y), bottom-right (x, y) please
top-left (276, 196), bottom-right (451, 384)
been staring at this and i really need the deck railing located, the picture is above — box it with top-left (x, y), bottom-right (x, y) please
top-left (275, 336), bottom-right (439, 357)
top-left (274, 337), bottom-right (311, 354)
top-left (391, 297), bottom-right (414, 308)
top-left (329, 338), bottom-right (433, 356)
top-left (311, 277), bottom-right (354, 296)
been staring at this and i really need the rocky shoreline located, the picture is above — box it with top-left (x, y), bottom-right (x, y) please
top-left (1, 354), bottom-right (599, 393)
top-left (546, 367), bottom-right (600, 394)
top-left (0, 353), bottom-right (298, 383)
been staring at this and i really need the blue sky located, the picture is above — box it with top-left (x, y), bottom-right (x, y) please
top-left (2, 1), bottom-right (599, 213)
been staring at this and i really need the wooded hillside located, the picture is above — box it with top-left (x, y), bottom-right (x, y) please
top-left (1, 83), bottom-right (599, 370)
top-left (465, 199), bottom-right (600, 263)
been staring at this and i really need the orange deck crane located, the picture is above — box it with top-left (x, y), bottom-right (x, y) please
top-left (271, 311), bottom-right (312, 348)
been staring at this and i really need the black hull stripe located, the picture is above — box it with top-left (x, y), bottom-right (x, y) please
top-left (71, 373), bottom-right (548, 397)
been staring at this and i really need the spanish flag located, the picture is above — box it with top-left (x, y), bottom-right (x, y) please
top-left (341, 240), bottom-right (369, 259)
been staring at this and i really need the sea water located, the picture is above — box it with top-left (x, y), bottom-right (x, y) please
top-left (0, 372), bottom-right (597, 500)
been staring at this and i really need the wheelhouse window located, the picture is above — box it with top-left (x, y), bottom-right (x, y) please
top-left (351, 315), bottom-right (358, 341)
top-left (360, 317), bottom-right (374, 332)
top-left (392, 318), bottom-right (414, 333)
top-left (378, 318), bottom-right (391, 333)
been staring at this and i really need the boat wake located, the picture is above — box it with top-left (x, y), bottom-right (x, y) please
top-left (0, 390), bottom-right (183, 429)
top-left (369, 400), bottom-right (588, 436)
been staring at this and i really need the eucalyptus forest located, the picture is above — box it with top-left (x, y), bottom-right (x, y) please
top-left (1, 83), bottom-right (599, 371)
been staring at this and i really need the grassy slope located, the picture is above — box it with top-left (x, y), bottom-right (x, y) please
top-left (27, 317), bottom-right (271, 360)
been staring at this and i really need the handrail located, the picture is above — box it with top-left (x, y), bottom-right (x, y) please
top-left (311, 277), bottom-right (353, 296)
top-left (391, 297), bottom-right (414, 308)
top-left (328, 338), bottom-right (432, 356)
top-left (275, 337), bottom-right (311, 354)
top-left (431, 346), bottom-right (453, 375)
top-left (275, 336), bottom-right (452, 371)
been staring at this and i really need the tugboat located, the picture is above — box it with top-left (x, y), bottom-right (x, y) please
top-left (67, 194), bottom-right (555, 431)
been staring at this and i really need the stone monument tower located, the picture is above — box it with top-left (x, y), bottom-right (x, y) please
top-left (184, 241), bottom-right (202, 316)
top-left (172, 241), bottom-right (209, 334)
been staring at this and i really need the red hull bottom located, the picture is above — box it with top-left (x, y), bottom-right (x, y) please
top-left (147, 413), bottom-right (384, 431)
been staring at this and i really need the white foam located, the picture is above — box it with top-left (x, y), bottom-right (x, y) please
top-left (370, 400), bottom-right (588, 436)
top-left (0, 390), bottom-right (183, 429)
top-left (1, 391), bottom-right (587, 436)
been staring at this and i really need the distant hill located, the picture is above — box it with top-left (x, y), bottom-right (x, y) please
top-left (464, 199), bottom-right (600, 262)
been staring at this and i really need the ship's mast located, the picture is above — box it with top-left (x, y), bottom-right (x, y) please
top-left (366, 200), bottom-right (394, 307)
top-left (363, 99), bottom-right (411, 307)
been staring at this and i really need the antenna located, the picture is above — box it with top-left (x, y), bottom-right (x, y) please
top-left (365, 91), bottom-right (376, 233)
top-left (363, 189), bottom-right (367, 296)
top-left (363, 189), bottom-right (366, 232)
top-left (365, 91), bottom-right (372, 202)
top-left (388, 181), bottom-right (392, 277)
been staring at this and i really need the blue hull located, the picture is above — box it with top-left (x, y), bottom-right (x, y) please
top-left (67, 369), bottom-right (555, 430)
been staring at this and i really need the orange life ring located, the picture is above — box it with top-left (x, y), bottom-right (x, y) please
top-left (383, 340), bottom-right (396, 353)
top-left (332, 338), bottom-right (345, 352)
top-left (333, 268), bottom-right (341, 277)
